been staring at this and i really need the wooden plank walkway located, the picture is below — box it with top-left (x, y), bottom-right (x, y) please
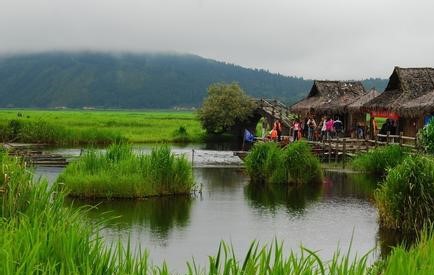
top-left (2, 143), bottom-right (69, 167)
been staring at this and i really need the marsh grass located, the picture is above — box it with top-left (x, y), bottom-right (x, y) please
top-left (4, 150), bottom-right (434, 274)
top-left (283, 141), bottom-right (322, 186)
top-left (0, 109), bottom-right (205, 145)
top-left (352, 145), bottom-right (408, 177)
top-left (375, 155), bottom-right (434, 233)
top-left (245, 141), bottom-right (322, 186)
top-left (57, 143), bottom-right (194, 198)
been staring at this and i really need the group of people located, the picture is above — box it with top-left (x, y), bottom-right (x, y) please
top-left (259, 115), bottom-right (400, 143)
top-left (261, 115), bottom-right (345, 143)
top-left (291, 115), bottom-right (344, 141)
top-left (262, 119), bottom-right (283, 141)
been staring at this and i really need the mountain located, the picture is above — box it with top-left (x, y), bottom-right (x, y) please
top-left (0, 52), bottom-right (388, 108)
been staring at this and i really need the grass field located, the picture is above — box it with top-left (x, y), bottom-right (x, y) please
top-left (0, 109), bottom-right (205, 145)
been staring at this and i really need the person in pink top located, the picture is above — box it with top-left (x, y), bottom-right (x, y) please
top-left (292, 119), bottom-right (301, 141)
top-left (325, 117), bottom-right (334, 140)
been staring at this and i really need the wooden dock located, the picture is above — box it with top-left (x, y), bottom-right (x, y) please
top-left (2, 143), bottom-right (69, 167)
top-left (235, 131), bottom-right (420, 169)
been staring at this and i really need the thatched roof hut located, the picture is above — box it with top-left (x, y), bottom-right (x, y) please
top-left (398, 90), bottom-right (434, 117)
top-left (363, 67), bottom-right (434, 116)
top-left (347, 89), bottom-right (380, 113)
top-left (290, 80), bottom-right (367, 115)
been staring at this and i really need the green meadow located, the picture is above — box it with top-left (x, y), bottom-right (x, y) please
top-left (0, 109), bottom-right (205, 145)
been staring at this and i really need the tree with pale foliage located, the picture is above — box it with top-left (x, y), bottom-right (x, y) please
top-left (198, 83), bottom-right (257, 134)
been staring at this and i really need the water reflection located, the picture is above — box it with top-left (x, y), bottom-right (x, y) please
top-left (245, 183), bottom-right (322, 215)
top-left (67, 196), bottom-right (192, 240)
top-left (245, 171), bottom-right (377, 215)
top-left (322, 171), bottom-right (377, 199)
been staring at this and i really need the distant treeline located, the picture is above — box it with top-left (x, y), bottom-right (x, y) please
top-left (0, 52), bottom-right (388, 108)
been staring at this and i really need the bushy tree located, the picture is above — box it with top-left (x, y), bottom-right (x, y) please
top-left (198, 83), bottom-right (257, 134)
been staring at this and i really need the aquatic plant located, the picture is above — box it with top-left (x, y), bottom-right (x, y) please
top-left (375, 155), bottom-right (434, 233)
top-left (57, 143), bottom-right (194, 198)
top-left (379, 227), bottom-right (434, 274)
top-left (245, 141), bottom-right (322, 186)
top-left (172, 125), bottom-right (190, 143)
top-left (352, 145), bottom-right (408, 176)
top-left (282, 141), bottom-right (322, 186)
top-left (244, 142), bottom-right (283, 183)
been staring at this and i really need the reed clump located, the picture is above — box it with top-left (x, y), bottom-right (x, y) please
top-left (379, 227), bottom-right (434, 274)
top-left (375, 155), bottom-right (434, 233)
top-left (57, 143), bottom-right (194, 198)
top-left (0, 151), bottom-right (163, 274)
top-left (352, 145), bottom-right (408, 177)
top-left (245, 141), bottom-right (322, 186)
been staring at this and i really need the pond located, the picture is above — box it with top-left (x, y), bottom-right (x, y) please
top-left (33, 145), bottom-right (392, 273)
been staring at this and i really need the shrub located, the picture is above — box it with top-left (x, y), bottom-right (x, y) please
top-left (352, 145), bottom-right (408, 176)
top-left (375, 155), bottom-right (434, 233)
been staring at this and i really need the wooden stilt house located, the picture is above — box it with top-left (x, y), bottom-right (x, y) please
top-left (363, 67), bottom-right (434, 137)
top-left (290, 80), bottom-right (368, 135)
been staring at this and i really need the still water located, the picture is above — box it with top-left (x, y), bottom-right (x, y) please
top-left (34, 146), bottom-right (383, 272)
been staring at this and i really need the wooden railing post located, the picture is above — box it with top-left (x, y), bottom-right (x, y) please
top-left (399, 131), bottom-right (403, 147)
top-left (343, 138), bottom-right (346, 169)
top-left (335, 138), bottom-right (339, 163)
top-left (328, 139), bottom-right (332, 164)
top-left (375, 134), bottom-right (378, 148)
top-left (386, 131), bottom-right (390, 145)
top-left (365, 136), bottom-right (369, 152)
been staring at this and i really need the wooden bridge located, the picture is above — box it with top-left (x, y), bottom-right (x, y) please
top-left (308, 131), bottom-right (420, 168)
top-left (255, 98), bottom-right (294, 132)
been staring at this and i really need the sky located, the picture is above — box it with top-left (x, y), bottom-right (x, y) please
top-left (1, 0), bottom-right (433, 79)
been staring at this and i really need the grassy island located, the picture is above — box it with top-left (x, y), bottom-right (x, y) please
top-left (245, 141), bottom-right (322, 186)
top-left (57, 143), bottom-right (194, 198)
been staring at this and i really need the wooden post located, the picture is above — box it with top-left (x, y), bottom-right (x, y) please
top-left (386, 131), bottom-right (390, 145)
top-left (335, 138), bottom-right (339, 163)
top-left (415, 129), bottom-right (419, 151)
top-left (365, 136), bottom-right (369, 152)
top-left (375, 134), bottom-right (378, 148)
top-left (399, 131), bottom-right (403, 147)
top-left (343, 138), bottom-right (346, 169)
top-left (191, 149), bottom-right (195, 168)
top-left (328, 139), bottom-right (332, 164)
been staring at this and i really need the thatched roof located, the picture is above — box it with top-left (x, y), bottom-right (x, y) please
top-left (290, 80), bottom-right (366, 115)
top-left (398, 90), bottom-right (434, 117)
top-left (347, 89), bottom-right (380, 112)
top-left (363, 67), bottom-right (434, 116)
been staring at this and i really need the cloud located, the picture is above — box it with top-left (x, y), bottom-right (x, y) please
top-left (1, 0), bottom-right (433, 79)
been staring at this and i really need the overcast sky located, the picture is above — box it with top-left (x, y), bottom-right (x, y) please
top-left (1, 0), bottom-right (433, 79)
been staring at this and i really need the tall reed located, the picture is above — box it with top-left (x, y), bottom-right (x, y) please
top-left (245, 141), bottom-right (322, 186)
top-left (375, 155), bottom-right (434, 233)
top-left (57, 143), bottom-right (194, 198)
top-left (282, 141), bottom-right (322, 186)
top-left (352, 145), bottom-right (408, 177)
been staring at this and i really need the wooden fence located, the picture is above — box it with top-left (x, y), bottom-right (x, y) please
top-left (307, 131), bottom-right (420, 168)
